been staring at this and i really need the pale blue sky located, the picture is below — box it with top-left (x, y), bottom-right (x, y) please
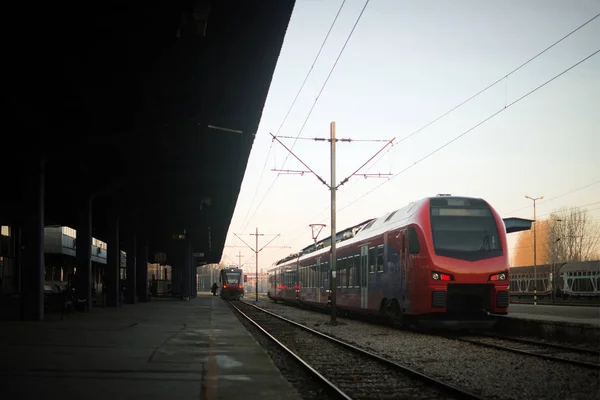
top-left (221, 0), bottom-right (600, 271)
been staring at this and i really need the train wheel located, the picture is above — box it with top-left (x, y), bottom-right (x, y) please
top-left (390, 299), bottom-right (402, 324)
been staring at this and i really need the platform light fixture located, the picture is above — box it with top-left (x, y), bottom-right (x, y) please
top-left (207, 124), bottom-right (243, 134)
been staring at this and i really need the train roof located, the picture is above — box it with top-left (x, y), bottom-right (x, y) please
top-left (269, 195), bottom-right (532, 271)
top-left (273, 197), bottom-right (434, 268)
top-left (299, 219), bottom-right (374, 254)
top-left (221, 266), bottom-right (243, 271)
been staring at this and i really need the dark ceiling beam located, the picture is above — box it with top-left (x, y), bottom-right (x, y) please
top-left (3, 0), bottom-right (297, 267)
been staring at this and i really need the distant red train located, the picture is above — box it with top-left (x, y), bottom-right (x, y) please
top-left (219, 267), bottom-right (246, 300)
top-left (268, 195), bottom-right (531, 329)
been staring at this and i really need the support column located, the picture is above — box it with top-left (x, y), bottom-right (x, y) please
top-left (172, 243), bottom-right (183, 297)
top-left (171, 263), bottom-right (178, 296)
top-left (20, 159), bottom-right (45, 321)
top-left (182, 238), bottom-right (192, 300)
top-left (125, 232), bottom-right (136, 304)
top-left (106, 213), bottom-right (120, 307)
top-left (136, 237), bottom-right (148, 302)
top-left (192, 267), bottom-right (198, 298)
top-left (76, 197), bottom-right (92, 311)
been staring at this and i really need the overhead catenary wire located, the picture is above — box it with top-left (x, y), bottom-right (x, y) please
top-left (334, 49), bottom-right (600, 216)
top-left (275, 0), bottom-right (348, 139)
top-left (281, 13), bottom-right (600, 233)
top-left (239, 0), bottom-right (353, 232)
top-left (255, 0), bottom-right (371, 213)
top-left (244, 12), bottom-right (600, 255)
top-left (502, 181), bottom-right (600, 216)
top-left (280, 0), bottom-right (371, 170)
top-left (238, 141), bottom-right (274, 232)
top-left (337, 13), bottom-right (600, 194)
top-left (510, 203), bottom-right (600, 224)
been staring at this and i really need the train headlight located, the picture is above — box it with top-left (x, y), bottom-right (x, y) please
top-left (489, 273), bottom-right (507, 281)
top-left (431, 271), bottom-right (453, 281)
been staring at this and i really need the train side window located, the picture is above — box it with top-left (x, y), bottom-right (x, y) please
top-left (408, 227), bottom-right (420, 254)
top-left (369, 247), bottom-right (376, 273)
top-left (303, 266), bottom-right (307, 288)
top-left (377, 245), bottom-right (384, 272)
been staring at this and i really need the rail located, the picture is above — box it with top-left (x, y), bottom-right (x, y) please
top-left (229, 300), bottom-right (486, 400)
top-left (440, 333), bottom-right (600, 370)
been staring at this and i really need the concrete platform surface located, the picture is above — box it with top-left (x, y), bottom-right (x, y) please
top-left (0, 295), bottom-right (303, 400)
top-left (506, 304), bottom-right (600, 326)
top-left (494, 304), bottom-right (600, 345)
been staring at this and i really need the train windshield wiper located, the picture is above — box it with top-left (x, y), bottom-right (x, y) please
top-left (479, 234), bottom-right (491, 251)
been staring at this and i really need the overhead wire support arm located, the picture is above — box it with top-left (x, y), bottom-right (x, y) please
top-left (271, 169), bottom-right (312, 176)
top-left (258, 234), bottom-right (282, 253)
top-left (336, 137), bottom-right (395, 189)
top-left (233, 233), bottom-right (256, 253)
top-left (275, 135), bottom-right (390, 143)
top-left (354, 173), bottom-right (393, 179)
top-left (270, 133), bottom-right (330, 188)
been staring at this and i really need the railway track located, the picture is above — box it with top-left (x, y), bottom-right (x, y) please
top-left (230, 300), bottom-right (486, 400)
top-left (441, 333), bottom-right (600, 370)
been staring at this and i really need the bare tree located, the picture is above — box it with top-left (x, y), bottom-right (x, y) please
top-left (544, 206), bottom-right (600, 264)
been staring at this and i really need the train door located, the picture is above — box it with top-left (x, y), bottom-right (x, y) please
top-left (316, 257), bottom-right (321, 303)
top-left (360, 245), bottom-right (369, 309)
top-left (400, 230), bottom-right (409, 310)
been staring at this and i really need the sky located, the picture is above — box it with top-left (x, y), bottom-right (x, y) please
top-left (220, 0), bottom-right (600, 272)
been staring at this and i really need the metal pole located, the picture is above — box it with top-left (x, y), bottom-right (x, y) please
top-left (256, 227), bottom-right (259, 303)
top-left (330, 121), bottom-right (337, 323)
top-left (552, 246), bottom-right (555, 304)
top-left (533, 199), bottom-right (537, 306)
top-left (525, 195), bottom-right (543, 305)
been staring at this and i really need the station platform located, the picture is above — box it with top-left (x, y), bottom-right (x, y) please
top-left (0, 294), bottom-right (303, 400)
top-left (506, 303), bottom-right (600, 326)
top-left (496, 303), bottom-right (600, 344)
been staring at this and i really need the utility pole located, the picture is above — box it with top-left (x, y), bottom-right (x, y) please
top-left (236, 251), bottom-right (244, 268)
top-left (271, 122), bottom-right (394, 324)
top-left (251, 228), bottom-right (262, 303)
top-left (525, 195), bottom-right (543, 305)
top-left (234, 229), bottom-right (289, 303)
top-left (330, 122), bottom-right (338, 320)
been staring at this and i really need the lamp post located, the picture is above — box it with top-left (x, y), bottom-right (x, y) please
top-left (525, 195), bottom-right (543, 305)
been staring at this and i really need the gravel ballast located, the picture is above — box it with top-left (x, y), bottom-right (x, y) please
top-left (249, 299), bottom-right (599, 400)
top-left (234, 301), bottom-right (469, 400)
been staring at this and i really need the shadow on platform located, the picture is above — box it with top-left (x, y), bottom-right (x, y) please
top-left (0, 294), bottom-right (301, 399)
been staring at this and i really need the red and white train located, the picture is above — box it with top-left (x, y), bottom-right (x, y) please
top-left (267, 195), bottom-right (531, 329)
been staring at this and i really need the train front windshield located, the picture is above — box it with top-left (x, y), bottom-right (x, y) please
top-left (225, 272), bottom-right (241, 284)
top-left (430, 198), bottom-right (502, 261)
